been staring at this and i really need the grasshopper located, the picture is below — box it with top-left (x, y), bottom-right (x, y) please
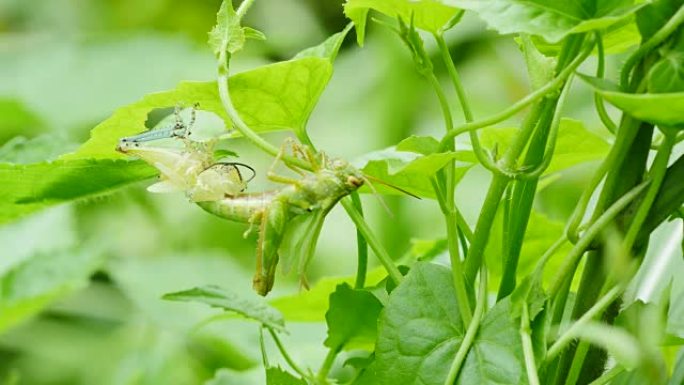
top-left (117, 104), bottom-right (254, 202)
top-left (197, 140), bottom-right (365, 295)
top-left (117, 107), bottom-right (364, 295)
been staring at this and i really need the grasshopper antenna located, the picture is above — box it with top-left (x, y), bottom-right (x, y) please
top-left (364, 174), bottom-right (422, 200)
top-left (361, 176), bottom-right (395, 217)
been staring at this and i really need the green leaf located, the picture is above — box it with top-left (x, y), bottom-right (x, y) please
top-left (395, 135), bottom-right (441, 155)
top-left (0, 159), bottom-right (155, 225)
top-left (208, 0), bottom-right (245, 56)
top-left (448, 0), bottom-right (644, 43)
top-left (344, 0), bottom-right (461, 45)
top-left (66, 55), bottom-right (332, 160)
top-left (668, 257), bottom-right (684, 339)
top-left (358, 144), bottom-right (476, 199)
top-left (294, 24), bottom-right (352, 61)
top-left (0, 246), bottom-right (104, 333)
top-left (324, 284), bottom-right (383, 351)
top-left (480, 118), bottom-right (609, 175)
top-left (580, 74), bottom-right (684, 127)
top-left (375, 262), bottom-right (527, 384)
top-left (458, 299), bottom-right (528, 385)
top-left (647, 50), bottom-right (684, 93)
top-left (375, 262), bottom-right (465, 384)
top-left (162, 285), bottom-right (286, 331)
top-left (518, 35), bottom-right (556, 90)
top-left (270, 268), bottom-right (387, 322)
top-left (266, 367), bottom-right (307, 385)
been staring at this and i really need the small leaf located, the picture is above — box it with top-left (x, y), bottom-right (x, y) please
top-left (325, 283), bottom-right (383, 351)
top-left (358, 147), bottom-right (476, 199)
top-left (647, 50), bottom-right (684, 93)
top-left (269, 268), bottom-right (387, 322)
top-left (518, 35), bottom-right (556, 90)
top-left (448, 0), bottom-right (644, 43)
top-left (344, 0), bottom-right (461, 45)
top-left (266, 367), bottom-right (307, 385)
top-left (163, 285), bottom-right (286, 331)
top-left (580, 74), bottom-right (684, 127)
top-left (395, 135), bottom-right (441, 155)
top-left (208, 1), bottom-right (245, 57)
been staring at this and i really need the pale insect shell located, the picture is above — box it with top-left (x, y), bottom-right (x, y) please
top-left (120, 145), bottom-right (245, 201)
top-left (190, 164), bottom-right (246, 202)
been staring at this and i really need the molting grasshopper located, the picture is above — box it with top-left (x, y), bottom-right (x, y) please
top-left (117, 107), bottom-right (363, 295)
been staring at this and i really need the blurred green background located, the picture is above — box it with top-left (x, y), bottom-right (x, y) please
top-left (0, 0), bottom-right (624, 384)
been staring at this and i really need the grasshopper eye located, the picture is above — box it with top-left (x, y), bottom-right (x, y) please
top-left (347, 176), bottom-right (363, 187)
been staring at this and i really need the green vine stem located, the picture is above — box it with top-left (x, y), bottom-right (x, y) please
top-left (316, 346), bottom-right (341, 383)
top-left (351, 191), bottom-right (369, 289)
top-left (593, 33), bottom-right (617, 134)
top-left (620, 4), bottom-right (684, 89)
top-left (268, 327), bottom-right (309, 379)
top-left (621, 130), bottom-right (676, 251)
top-left (342, 198), bottom-right (403, 284)
top-left (549, 181), bottom-right (650, 299)
top-left (429, 35), bottom-right (474, 325)
top-left (521, 305), bottom-right (541, 385)
top-left (545, 285), bottom-right (623, 363)
top-left (586, 366), bottom-right (624, 385)
top-left (438, 40), bottom-right (594, 151)
top-left (443, 266), bottom-right (487, 385)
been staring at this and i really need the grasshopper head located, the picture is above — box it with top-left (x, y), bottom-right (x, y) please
top-left (329, 158), bottom-right (364, 191)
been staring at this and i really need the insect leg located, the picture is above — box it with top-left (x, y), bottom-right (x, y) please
top-left (267, 140), bottom-right (303, 185)
top-left (253, 200), bottom-right (287, 295)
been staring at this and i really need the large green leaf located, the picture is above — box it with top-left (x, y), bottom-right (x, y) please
top-left (0, 159), bottom-right (155, 225)
top-left (374, 262), bottom-right (527, 384)
top-left (448, 0), bottom-right (644, 43)
top-left (64, 57), bottom-right (332, 160)
top-left (324, 283), bottom-right (383, 351)
top-left (344, 0), bottom-right (460, 45)
top-left (580, 74), bottom-right (684, 127)
top-left (162, 285), bottom-right (286, 331)
top-left (0, 246), bottom-right (104, 333)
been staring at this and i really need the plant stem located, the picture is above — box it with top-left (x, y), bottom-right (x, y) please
top-left (549, 181), bottom-right (649, 298)
top-left (593, 33), bottom-right (617, 134)
top-left (545, 285), bottom-right (623, 363)
top-left (622, 130), bottom-right (675, 251)
top-left (427, 59), bottom-right (472, 324)
top-left (317, 346), bottom-right (340, 383)
top-left (341, 197), bottom-right (403, 284)
top-left (351, 191), bottom-right (368, 289)
top-left (438, 40), bottom-right (594, 151)
top-left (521, 305), bottom-right (541, 385)
top-left (443, 266), bottom-right (487, 385)
top-left (268, 327), bottom-right (308, 379)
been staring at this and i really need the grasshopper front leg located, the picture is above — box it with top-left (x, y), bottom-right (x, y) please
top-left (253, 198), bottom-right (289, 295)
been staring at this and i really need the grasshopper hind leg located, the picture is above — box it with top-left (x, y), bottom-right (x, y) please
top-left (253, 200), bottom-right (288, 296)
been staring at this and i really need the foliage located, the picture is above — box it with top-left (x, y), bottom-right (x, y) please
top-left (1, 0), bottom-right (683, 384)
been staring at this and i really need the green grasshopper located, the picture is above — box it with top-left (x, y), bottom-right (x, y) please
top-left (117, 109), bottom-right (364, 295)
top-left (197, 141), bottom-right (365, 295)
